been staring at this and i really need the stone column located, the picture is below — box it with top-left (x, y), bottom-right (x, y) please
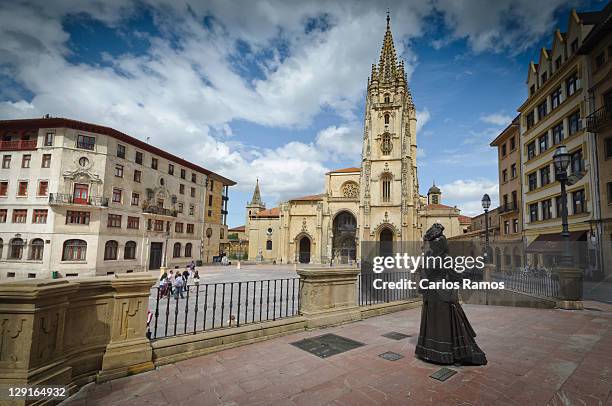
top-left (297, 267), bottom-right (361, 328)
top-left (97, 274), bottom-right (157, 382)
top-left (555, 267), bottom-right (583, 310)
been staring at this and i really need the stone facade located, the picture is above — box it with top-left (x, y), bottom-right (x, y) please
top-left (0, 118), bottom-right (235, 279)
top-left (419, 184), bottom-right (467, 238)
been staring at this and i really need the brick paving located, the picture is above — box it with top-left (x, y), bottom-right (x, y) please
top-left (63, 302), bottom-right (612, 406)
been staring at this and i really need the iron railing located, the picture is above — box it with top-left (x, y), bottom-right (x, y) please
top-left (491, 271), bottom-right (559, 298)
top-left (498, 201), bottom-right (518, 213)
top-left (48, 193), bottom-right (109, 207)
top-left (149, 278), bottom-right (300, 339)
top-left (143, 205), bottom-right (178, 217)
top-left (585, 105), bottom-right (612, 132)
top-left (358, 272), bottom-right (420, 306)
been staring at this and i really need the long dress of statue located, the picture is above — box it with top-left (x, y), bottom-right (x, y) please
top-left (415, 223), bottom-right (487, 365)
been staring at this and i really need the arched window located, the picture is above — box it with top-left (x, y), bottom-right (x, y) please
top-left (124, 241), bottom-right (137, 260)
top-left (29, 238), bottom-right (44, 260)
top-left (104, 240), bottom-right (118, 260)
top-left (9, 238), bottom-right (24, 259)
top-left (266, 240), bottom-right (273, 250)
top-left (381, 133), bottom-right (392, 155)
top-left (384, 114), bottom-right (390, 124)
top-left (62, 239), bottom-right (87, 261)
top-left (381, 174), bottom-right (392, 203)
top-left (173, 242), bottom-right (182, 258)
top-left (384, 94), bottom-right (390, 103)
top-left (185, 243), bottom-right (192, 257)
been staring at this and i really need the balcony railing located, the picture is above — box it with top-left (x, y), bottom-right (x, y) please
top-left (585, 106), bottom-right (612, 132)
top-left (49, 193), bottom-right (109, 207)
top-left (142, 205), bottom-right (178, 217)
top-left (499, 202), bottom-right (519, 214)
top-left (0, 139), bottom-right (37, 151)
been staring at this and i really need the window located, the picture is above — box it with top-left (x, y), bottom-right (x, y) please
top-left (208, 195), bottom-right (213, 206)
top-left (66, 211), bottom-right (90, 225)
top-left (210, 180), bottom-right (214, 191)
top-left (528, 172), bottom-right (537, 191)
top-left (173, 242), bottom-right (182, 257)
top-left (566, 73), bottom-right (578, 97)
top-left (502, 169), bottom-right (507, 182)
top-left (552, 123), bottom-right (564, 145)
top-left (112, 188), bottom-right (122, 204)
top-left (570, 149), bottom-right (583, 174)
top-left (511, 164), bottom-right (517, 178)
top-left (568, 111), bottom-right (581, 135)
top-left (556, 196), bottom-right (564, 218)
top-left (510, 136), bottom-right (515, 150)
top-left (12, 209), bottom-right (27, 223)
top-left (384, 94), bottom-right (390, 103)
top-left (168, 164), bottom-right (174, 175)
top-left (63, 240), bottom-right (87, 261)
top-left (513, 219), bottom-right (519, 233)
top-left (104, 240), bottom-right (118, 260)
top-left (527, 142), bottom-right (536, 160)
top-left (381, 174), bottom-right (391, 202)
top-left (541, 72), bottom-right (547, 84)
top-left (191, 173), bottom-right (196, 183)
top-left (380, 133), bottom-right (392, 155)
top-left (504, 221), bottom-right (510, 235)
top-left (0, 209), bottom-right (6, 222)
top-left (127, 216), bottom-right (139, 229)
top-left (572, 189), bottom-right (585, 214)
top-left (0, 181), bottom-right (7, 197)
top-left (117, 144), bottom-right (126, 158)
top-left (501, 144), bottom-right (507, 156)
top-left (107, 214), bottom-right (122, 228)
top-left (186, 224), bottom-right (194, 234)
top-left (29, 238), bottom-right (44, 260)
top-left (180, 168), bottom-right (186, 179)
top-left (115, 164), bottom-right (124, 178)
top-left (538, 134), bottom-right (548, 152)
top-left (76, 134), bottom-right (95, 150)
top-left (607, 182), bottom-right (612, 204)
top-left (154, 220), bottom-right (164, 231)
top-left (134, 169), bottom-right (141, 183)
top-left (2, 155), bottom-right (11, 169)
top-left (526, 111), bottom-right (535, 130)
top-left (135, 151), bottom-right (143, 164)
top-left (571, 39), bottom-right (578, 54)
top-left (542, 199), bottom-right (552, 220)
top-left (131, 192), bottom-right (140, 206)
top-left (32, 209), bottom-right (47, 223)
top-left (22, 154), bottom-right (31, 168)
top-left (384, 114), bottom-right (390, 125)
top-left (551, 87), bottom-right (562, 109)
top-left (540, 166), bottom-right (550, 186)
top-left (529, 203), bottom-right (539, 222)
top-left (17, 181), bottom-right (28, 196)
top-left (44, 132), bottom-right (54, 146)
top-left (124, 241), bottom-right (137, 259)
top-left (184, 243), bottom-right (193, 257)
top-left (555, 56), bottom-right (562, 70)
top-left (38, 180), bottom-right (48, 196)
top-left (537, 101), bottom-right (547, 120)
top-left (41, 154), bottom-right (51, 168)
top-left (189, 204), bottom-right (195, 215)
top-left (179, 184), bottom-right (185, 194)
top-left (208, 210), bottom-right (212, 217)
top-left (175, 222), bottom-right (184, 233)
top-left (512, 191), bottom-right (517, 206)
top-left (190, 187), bottom-right (196, 198)
top-left (595, 52), bottom-right (605, 69)
top-left (151, 157), bottom-right (158, 169)
top-left (9, 238), bottom-right (24, 259)
top-left (178, 202), bottom-right (184, 213)
top-left (530, 85), bottom-right (536, 96)
top-left (266, 240), bottom-right (273, 250)
top-left (606, 138), bottom-right (612, 159)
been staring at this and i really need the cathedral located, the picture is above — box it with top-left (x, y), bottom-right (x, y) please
top-left (243, 16), bottom-right (465, 264)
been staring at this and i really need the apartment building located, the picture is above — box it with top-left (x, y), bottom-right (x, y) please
top-left (581, 1), bottom-right (612, 278)
top-left (517, 9), bottom-right (604, 273)
top-left (0, 117), bottom-right (234, 279)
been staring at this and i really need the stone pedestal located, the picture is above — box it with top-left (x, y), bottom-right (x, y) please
top-left (555, 267), bottom-right (584, 310)
top-left (297, 267), bottom-right (361, 328)
top-left (97, 274), bottom-right (157, 382)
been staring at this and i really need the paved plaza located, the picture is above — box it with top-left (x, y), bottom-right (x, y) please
top-left (63, 301), bottom-right (612, 406)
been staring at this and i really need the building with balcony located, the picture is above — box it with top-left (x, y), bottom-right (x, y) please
top-left (517, 8), bottom-right (607, 276)
top-left (0, 117), bottom-right (235, 279)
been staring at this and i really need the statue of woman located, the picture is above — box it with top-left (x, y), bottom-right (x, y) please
top-left (415, 223), bottom-right (487, 365)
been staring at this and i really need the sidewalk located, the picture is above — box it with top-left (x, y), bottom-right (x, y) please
top-left (63, 303), bottom-right (612, 405)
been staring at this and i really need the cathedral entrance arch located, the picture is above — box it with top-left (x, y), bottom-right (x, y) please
top-left (332, 211), bottom-right (357, 264)
top-left (298, 236), bottom-right (311, 264)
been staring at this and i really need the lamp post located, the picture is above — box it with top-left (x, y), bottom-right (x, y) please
top-left (553, 145), bottom-right (572, 267)
top-left (481, 193), bottom-right (491, 263)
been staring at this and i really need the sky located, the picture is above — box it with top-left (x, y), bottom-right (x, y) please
top-left (0, 0), bottom-right (607, 227)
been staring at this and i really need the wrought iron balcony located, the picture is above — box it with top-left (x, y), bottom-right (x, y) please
top-left (142, 205), bottom-right (178, 217)
top-left (49, 193), bottom-right (109, 207)
top-left (585, 106), bottom-right (612, 133)
top-left (499, 201), bottom-right (519, 214)
top-left (0, 139), bottom-right (37, 151)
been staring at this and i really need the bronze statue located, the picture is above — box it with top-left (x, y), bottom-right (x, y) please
top-left (415, 223), bottom-right (487, 365)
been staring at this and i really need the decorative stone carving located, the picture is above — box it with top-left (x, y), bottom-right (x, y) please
top-left (341, 181), bottom-right (359, 199)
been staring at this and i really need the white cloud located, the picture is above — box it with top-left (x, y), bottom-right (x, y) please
top-left (416, 108), bottom-right (431, 133)
top-left (315, 125), bottom-right (361, 160)
top-left (438, 178), bottom-right (498, 216)
top-left (480, 113), bottom-right (512, 126)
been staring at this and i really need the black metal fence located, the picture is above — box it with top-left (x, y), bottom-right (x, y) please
top-left (149, 278), bottom-right (300, 339)
top-left (358, 272), bottom-right (420, 306)
top-left (492, 271), bottom-right (559, 298)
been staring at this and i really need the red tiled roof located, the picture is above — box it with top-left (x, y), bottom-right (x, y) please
top-left (0, 117), bottom-right (236, 185)
top-left (327, 167), bottom-right (360, 174)
top-left (255, 207), bottom-right (280, 218)
top-left (289, 193), bottom-right (325, 201)
top-left (458, 215), bottom-right (472, 224)
top-left (229, 225), bottom-right (245, 232)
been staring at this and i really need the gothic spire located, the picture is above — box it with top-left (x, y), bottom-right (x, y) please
top-left (249, 178), bottom-right (263, 206)
top-left (378, 12), bottom-right (398, 83)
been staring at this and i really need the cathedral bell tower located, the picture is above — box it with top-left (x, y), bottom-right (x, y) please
top-left (359, 13), bottom-right (421, 243)
top-left (245, 179), bottom-right (265, 231)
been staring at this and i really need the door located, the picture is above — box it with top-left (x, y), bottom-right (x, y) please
top-left (149, 242), bottom-right (163, 270)
top-left (73, 183), bottom-right (89, 205)
top-left (299, 237), bottom-right (311, 264)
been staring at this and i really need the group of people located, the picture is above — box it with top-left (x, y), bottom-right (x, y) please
top-left (158, 261), bottom-right (199, 300)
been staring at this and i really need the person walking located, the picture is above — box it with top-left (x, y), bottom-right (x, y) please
top-left (193, 270), bottom-right (200, 286)
top-left (173, 274), bottom-right (184, 299)
top-left (182, 269), bottom-right (190, 293)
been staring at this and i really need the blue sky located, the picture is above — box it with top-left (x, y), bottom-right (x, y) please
top-left (0, 0), bottom-right (606, 226)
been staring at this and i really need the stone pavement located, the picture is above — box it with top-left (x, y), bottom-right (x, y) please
top-left (63, 303), bottom-right (612, 406)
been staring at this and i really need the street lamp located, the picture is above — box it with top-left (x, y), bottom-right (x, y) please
top-left (481, 193), bottom-right (491, 263)
top-left (553, 145), bottom-right (572, 267)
